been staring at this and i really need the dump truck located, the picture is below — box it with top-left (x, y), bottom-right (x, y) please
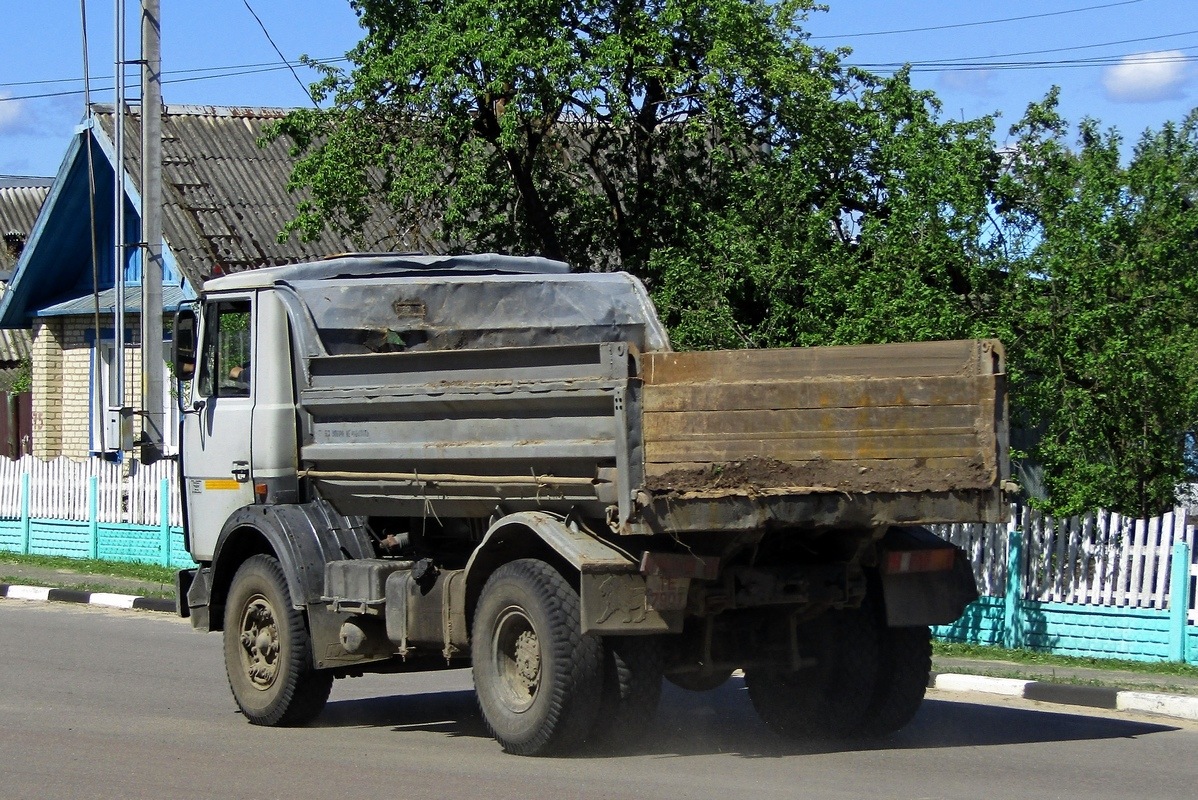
top-left (173, 253), bottom-right (1007, 755)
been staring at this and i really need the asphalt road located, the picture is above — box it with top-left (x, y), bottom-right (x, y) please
top-left (2, 601), bottom-right (1196, 800)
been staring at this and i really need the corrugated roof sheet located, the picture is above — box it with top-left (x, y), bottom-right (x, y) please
top-left (93, 105), bottom-right (443, 289)
top-left (35, 285), bottom-right (190, 317)
top-left (0, 180), bottom-right (46, 363)
top-left (0, 179), bottom-right (51, 272)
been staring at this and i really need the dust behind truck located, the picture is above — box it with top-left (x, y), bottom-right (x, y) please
top-left (172, 253), bottom-right (1007, 755)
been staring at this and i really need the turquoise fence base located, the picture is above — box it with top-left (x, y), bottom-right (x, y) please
top-left (0, 517), bottom-right (194, 569)
top-left (933, 596), bottom-right (1004, 646)
top-left (936, 598), bottom-right (1179, 663)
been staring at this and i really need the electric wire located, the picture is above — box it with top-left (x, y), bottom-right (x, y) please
top-left (80, 0), bottom-right (104, 452)
top-left (863, 28), bottom-right (1198, 67)
top-left (240, 0), bottom-right (318, 106)
top-left (809, 0), bottom-right (1145, 40)
top-left (0, 58), bottom-right (348, 104)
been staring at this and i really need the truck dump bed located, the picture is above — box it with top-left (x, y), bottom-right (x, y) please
top-left (641, 339), bottom-right (1006, 496)
top-left (297, 338), bottom-right (1007, 533)
top-left (238, 256), bottom-right (1007, 533)
top-left (630, 338), bottom-right (1008, 533)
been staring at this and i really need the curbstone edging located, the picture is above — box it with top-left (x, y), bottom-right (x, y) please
top-left (929, 671), bottom-right (1198, 722)
top-left (0, 583), bottom-right (176, 614)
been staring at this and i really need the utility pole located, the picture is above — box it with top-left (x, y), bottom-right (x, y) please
top-left (139, 0), bottom-right (164, 463)
top-left (111, 0), bottom-right (127, 455)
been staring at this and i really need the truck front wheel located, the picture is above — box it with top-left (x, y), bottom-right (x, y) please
top-left (472, 559), bottom-right (603, 755)
top-left (223, 554), bottom-right (333, 726)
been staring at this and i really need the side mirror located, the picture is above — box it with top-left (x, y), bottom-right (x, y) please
top-left (173, 308), bottom-right (197, 382)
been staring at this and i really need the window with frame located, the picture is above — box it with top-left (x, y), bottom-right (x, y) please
top-left (197, 300), bottom-right (252, 398)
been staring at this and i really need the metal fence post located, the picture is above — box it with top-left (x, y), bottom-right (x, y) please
top-left (159, 477), bottom-right (171, 567)
top-left (1003, 525), bottom-right (1023, 649)
top-left (88, 475), bottom-right (99, 560)
top-left (1169, 541), bottom-right (1191, 663)
top-left (19, 471), bottom-right (30, 555)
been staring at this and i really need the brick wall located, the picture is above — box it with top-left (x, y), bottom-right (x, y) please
top-left (32, 314), bottom-right (144, 461)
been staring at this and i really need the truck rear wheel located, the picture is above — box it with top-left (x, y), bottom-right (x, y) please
top-left (471, 559), bottom-right (603, 755)
top-left (223, 554), bottom-right (333, 726)
top-left (593, 636), bottom-right (663, 743)
top-left (856, 625), bottom-right (932, 738)
top-left (744, 609), bottom-right (878, 740)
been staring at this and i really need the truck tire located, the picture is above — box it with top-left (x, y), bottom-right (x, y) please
top-left (593, 636), bottom-right (663, 743)
top-left (855, 625), bottom-right (932, 738)
top-left (744, 609), bottom-right (878, 740)
top-left (223, 554), bottom-right (333, 726)
top-left (471, 559), bottom-right (603, 755)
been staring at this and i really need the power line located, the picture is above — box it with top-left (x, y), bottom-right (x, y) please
top-left (0, 58), bottom-right (348, 104)
top-left (810, 0), bottom-right (1145, 40)
top-left (0, 57), bottom-right (346, 91)
top-left (240, 0), bottom-right (316, 106)
top-left (897, 29), bottom-right (1198, 67)
top-left (853, 50), bottom-right (1198, 74)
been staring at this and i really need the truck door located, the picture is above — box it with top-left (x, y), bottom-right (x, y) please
top-left (182, 296), bottom-right (255, 561)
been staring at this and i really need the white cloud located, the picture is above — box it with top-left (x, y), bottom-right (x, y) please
top-left (1103, 51), bottom-right (1190, 103)
top-left (938, 69), bottom-right (997, 98)
top-left (0, 93), bottom-right (29, 133)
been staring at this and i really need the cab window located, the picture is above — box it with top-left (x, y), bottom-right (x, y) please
top-left (197, 300), bottom-right (252, 398)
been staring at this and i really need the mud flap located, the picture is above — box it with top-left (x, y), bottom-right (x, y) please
top-left (879, 526), bottom-right (979, 627)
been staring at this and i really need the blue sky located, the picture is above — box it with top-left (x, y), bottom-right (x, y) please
top-left (1, 1), bottom-right (1194, 179)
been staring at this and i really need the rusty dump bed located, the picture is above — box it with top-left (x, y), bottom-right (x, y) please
top-left (629, 339), bottom-right (1009, 531)
top-left (297, 337), bottom-right (1008, 534)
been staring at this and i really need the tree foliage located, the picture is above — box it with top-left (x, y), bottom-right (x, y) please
top-left (995, 92), bottom-right (1198, 516)
top-left (271, 2), bottom-right (1198, 516)
top-left (272, 0), bottom-right (836, 274)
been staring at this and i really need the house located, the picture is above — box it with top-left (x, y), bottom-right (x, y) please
top-left (0, 104), bottom-right (435, 462)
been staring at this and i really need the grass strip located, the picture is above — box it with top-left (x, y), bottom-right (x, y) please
top-left (0, 551), bottom-right (177, 585)
top-left (933, 641), bottom-right (1198, 679)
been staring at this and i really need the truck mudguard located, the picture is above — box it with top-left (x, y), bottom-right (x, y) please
top-left (198, 500), bottom-right (376, 631)
top-left (463, 511), bottom-right (680, 634)
top-left (878, 525), bottom-right (980, 627)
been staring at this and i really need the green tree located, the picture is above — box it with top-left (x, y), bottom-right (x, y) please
top-left (270, 2), bottom-right (1198, 515)
top-left (996, 91), bottom-right (1198, 516)
top-left (270, 0), bottom-right (837, 276)
top-left (271, 2), bottom-right (1006, 351)
top-left (653, 68), bottom-right (1005, 350)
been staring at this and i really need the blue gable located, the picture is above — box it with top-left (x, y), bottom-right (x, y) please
top-left (0, 117), bottom-right (192, 329)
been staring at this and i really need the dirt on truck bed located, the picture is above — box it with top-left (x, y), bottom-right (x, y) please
top-left (643, 455), bottom-right (997, 496)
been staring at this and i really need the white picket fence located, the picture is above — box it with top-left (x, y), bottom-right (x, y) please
top-left (0, 456), bottom-right (182, 527)
top-left (935, 505), bottom-right (1198, 621)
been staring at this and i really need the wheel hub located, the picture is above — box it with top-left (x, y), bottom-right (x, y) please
top-left (492, 606), bottom-right (541, 712)
top-left (238, 596), bottom-right (280, 690)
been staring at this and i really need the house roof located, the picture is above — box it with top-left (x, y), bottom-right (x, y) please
top-left (92, 104), bottom-right (441, 288)
top-left (36, 285), bottom-right (191, 317)
top-left (0, 104), bottom-right (441, 329)
top-left (0, 178), bottom-right (47, 362)
top-left (0, 177), bottom-right (52, 272)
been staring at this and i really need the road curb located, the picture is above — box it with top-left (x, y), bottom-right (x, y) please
top-left (0, 583), bottom-right (176, 614)
top-left (929, 671), bottom-right (1198, 722)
